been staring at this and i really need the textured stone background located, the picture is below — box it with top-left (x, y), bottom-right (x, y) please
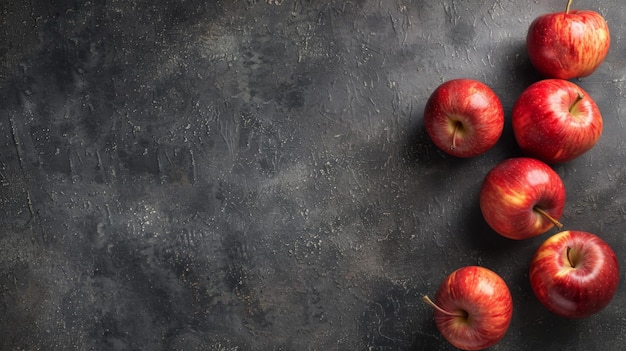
top-left (1, 0), bottom-right (625, 350)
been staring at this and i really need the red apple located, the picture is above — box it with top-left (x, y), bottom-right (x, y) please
top-left (423, 266), bottom-right (513, 350)
top-left (512, 79), bottom-right (602, 164)
top-left (424, 79), bottom-right (504, 158)
top-left (529, 230), bottom-right (620, 318)
top-left (526, 0), bottom-right (610, 79)
top-left (480, 157), bottom-right (566, 240)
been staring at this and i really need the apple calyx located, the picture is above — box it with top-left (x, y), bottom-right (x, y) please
top-left (422, 295), bottom-right (468, 318)
top-left (569, 93), bottom-right (584, 114)
top-left (565, 0), bottom-right (573, 14)
top-left (533, 206), bottom-right (564, 229)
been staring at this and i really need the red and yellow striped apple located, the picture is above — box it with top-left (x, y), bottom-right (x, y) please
top-left (480, 157), bottom-right (566, 240)
top-left (423, 266), bottom-right (513, 350)
top-left (512, 79), bottom-right (603, 164)
top-left (424, 79), bottom-right (504, 158)
top-left (526, 0), bottom-right (610, 79)
top-left (529, 230), bottom-right (620, 318)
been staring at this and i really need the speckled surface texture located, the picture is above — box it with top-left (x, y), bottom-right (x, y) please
top-left (1, 0), bottom-right (625, 350)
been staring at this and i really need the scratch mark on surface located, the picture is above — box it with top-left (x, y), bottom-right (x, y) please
top-left (95, 150), bottom-right (107, 183)
top-left (219, 113), bottom-right (238, 159)
top-left (189, 149), bottom-right (197, 184)
top-left (9, 116), bottom-right (35, 219)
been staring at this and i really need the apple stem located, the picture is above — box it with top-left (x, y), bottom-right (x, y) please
top-left (422, 295), bottom-right (467, 318)
top-left (569, 93), bottom-right (584, 113)
top-left (565, 0), bottom-right (573, 14)
top-left (533, 206), bottom-right (564, 230)
top-left (566, 246), bottom-right (576, 268)
top-left (451, 122), bottom-right (461, 150)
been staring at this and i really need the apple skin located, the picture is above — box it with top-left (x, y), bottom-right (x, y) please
top-left (526, 5), bottom-right (610, 79)
top-left (480, 157), bottom-right (566, 240)
top-left (512, 79), bottom-right (602, 164)
top-left (426, 266), bottom-right (513, 351)
top-left (424, 79), bottom-right (504, 158)
top-left (529, 230), bottom-right (620, 318)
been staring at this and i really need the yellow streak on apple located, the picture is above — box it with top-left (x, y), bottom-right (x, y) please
top-left (533, 249), bottom-right (546, 259)
top-left (499, 190), bottom-right (527, 207)
top-left (533, 234), bottom-right (565, 261)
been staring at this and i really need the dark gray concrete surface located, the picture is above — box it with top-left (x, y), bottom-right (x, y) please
top-left (1, 0), bottom-right (625, 350)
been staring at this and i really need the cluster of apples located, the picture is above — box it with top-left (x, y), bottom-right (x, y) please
top-left (420, 1), bottom-right (620, 350)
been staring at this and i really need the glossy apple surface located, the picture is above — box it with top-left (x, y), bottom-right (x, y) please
top-left (526, 0), bottom-right (610, 79)
top-left (512, 79), bottom-right (602, 164)
top-left (424, 79), bottom-right (504, 158)
top-left (424, 266), bottom-right (513, 350)
top-left (480, 157), bottom-right (566, 240)
top-left (529, 230), bottom-right (620, 318)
